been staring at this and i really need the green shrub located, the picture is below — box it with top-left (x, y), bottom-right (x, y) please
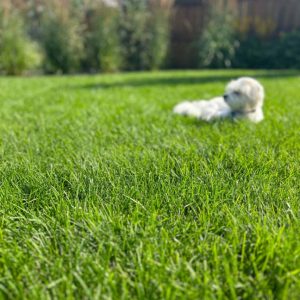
top-left (233, 30), bottom-right (300, 69)
top-left (98, 10), bottom-right (121, 72)
top-left (277, 31), bottom-right (300, 69)
top-left (83, 5), bottom-right (121, 72)
top-left (119, 0), bottom-right (172, 70)
top-left (40, 11), bottom-right (84, 74)
top-left (198, 8), bottom-right (239, 68)
top-left (232, 35), bottom-right (275, 69)
top-left (146, 3), bottom-right (173, 70)
top-left (0, 11), bottom-right (42, 75)
top-left (119, 0), bottom-right (150, 70)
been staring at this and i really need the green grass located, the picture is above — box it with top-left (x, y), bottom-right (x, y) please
top-left (0, 70), bottom-right (299, 299)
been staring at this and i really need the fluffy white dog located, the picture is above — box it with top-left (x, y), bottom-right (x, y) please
top-left (173, 77), bottom-right (264, 123)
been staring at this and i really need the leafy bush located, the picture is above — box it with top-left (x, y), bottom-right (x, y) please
top-left (83, 4), bottom-right (121, 72)
top-left (119, 0), bottom-right (148, 70)
top-left (233, 30), bottom-right (300, 69)
top-left (146, 1), bottom-right (174, 70)
top-left (119, 0), bottom-right (173, 70)
top-left (276, 31), bottom-right (300, 69)
top-left (198, 8), bottom-right (239, 68)
top-left (0, 11), bottom-right (42, 75)
top-left (232, 35), bottom-right (276, 69)
top-left (196, 5), bottom-right (300, 70)
top-left (39, 9), bottom-right (84, 74)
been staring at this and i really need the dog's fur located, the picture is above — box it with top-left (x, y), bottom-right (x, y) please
top-left (173, 77), bottom-right (265, 123)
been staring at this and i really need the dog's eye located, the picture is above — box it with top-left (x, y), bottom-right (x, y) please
top-left (233, 91), bottom-right (241, 95)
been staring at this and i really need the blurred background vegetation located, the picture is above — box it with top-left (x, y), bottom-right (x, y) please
top-left (0, 0), bottom-right (300, 75)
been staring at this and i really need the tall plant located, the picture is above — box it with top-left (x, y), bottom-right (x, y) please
top-left (39, 1), bottom-right (84, 74)
top-left (198, 7), bottom-right (239, 68)
top-left (0, 9), bottom-right (41, 75)
top-left (83, 1), bottom-right (121, 72)
top-left (119, 0), bottom-right (173, 70)
top-left (147, 0), bottom-right (174, 69)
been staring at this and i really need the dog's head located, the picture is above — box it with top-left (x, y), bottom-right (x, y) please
top-left (223, 77), bottom-right (264, 112)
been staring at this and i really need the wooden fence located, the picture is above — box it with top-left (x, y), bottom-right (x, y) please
top-left (170, 0), bottom-right (300, 68)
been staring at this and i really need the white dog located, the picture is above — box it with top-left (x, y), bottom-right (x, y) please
top-left (173, 77), bottom-right (264, 123)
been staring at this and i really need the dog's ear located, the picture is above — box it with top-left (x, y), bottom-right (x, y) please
top-left (250, 81), bottom-right (264, 107)
top-left (225, 79), bottom-right (236, 91)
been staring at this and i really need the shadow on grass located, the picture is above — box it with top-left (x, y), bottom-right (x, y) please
top-left (175, 114), bottom-right (237, 129)
top-left (69, 70), bottom-right (300, 90)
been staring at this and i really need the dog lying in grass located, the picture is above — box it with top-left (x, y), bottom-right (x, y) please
top-left (173, 77), bottom-right (265, 123)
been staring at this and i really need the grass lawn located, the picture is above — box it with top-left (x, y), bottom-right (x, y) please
top-left (0, 70), bottom-right (299, 299)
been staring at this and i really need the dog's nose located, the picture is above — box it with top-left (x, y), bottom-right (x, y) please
top-left (223, 94), bottom-right (228, 101)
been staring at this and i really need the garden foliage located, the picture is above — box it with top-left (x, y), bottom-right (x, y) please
top-left (1, 0), bottom-right (300, 74)
top-left (39, 3), bottom-right (84, 74)
top-left (0, 10), bottom-right (41, 75)
top-left (197, 8), bottom-right (239, 68)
